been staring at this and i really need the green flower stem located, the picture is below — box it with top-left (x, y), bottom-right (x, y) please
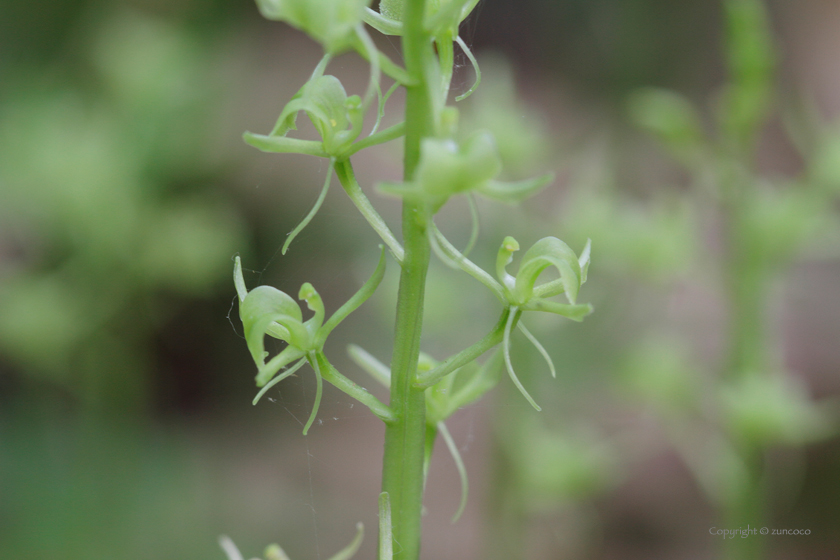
top-left (381, 1), bottom-right (435, 557)
top-left (726, 192), bottom-right (769, 377)
top-left (377, 52), bottom-right (414, 86)
top-left (429, 222), bottom-right (505, 301)
top-left (414, 308), bottom-right (520, 389)
top-left (364, 7), bottom-right (403, 36)
top-left (722, 174), bottom-right (769, 560)
top-left (378, 492), bottom-right (394, 560)
top-left (303, 351), bottom-right (325, 435)
top-left (436, 33), bottom-right (455, 101)
top-left (723, 453), bottom-right (766, 560)
top-left (334, 159), bottom-right (405, 262)
top-left (381, 198), bottom-right (429, 560)
top-left (314, 352), bottom-right (395, 423)
top-left (352, 29), bottom-right (413, 85)
top-left (344, 122), bottom-right (405, 157)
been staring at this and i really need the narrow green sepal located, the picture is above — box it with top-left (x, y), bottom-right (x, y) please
top-left (302, 352), bottom-right (324, 435)
top-left (522, 300), bottom-right (593, 322)
top-left (256, 346), bottom-right (306, 387)
top-left (233, 255), bottom-right (248, 302)
top-left (254, 356), bottom-right (307, 402)
top-left (327, 522), bottom-right (364, 560)
top-left (477, 172), bottom-right (554, 204)
top-left (243, 132), bottom-right (328, 158)
top-left (282, 160), bottom-right (334, 255)
top-left (437, 421), bottom-right (469, 523)
top-left (502, 307), bottom-right (541, 411)
top-left (579, 239), bottom-right (592, 284)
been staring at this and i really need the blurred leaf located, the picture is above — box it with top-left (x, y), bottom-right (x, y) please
top-left (721, 372), bottom-right (834, 447)
top-left (627, 87), bottom-right (706, 165)
top-left (620, 336), bottom-right (700, 415)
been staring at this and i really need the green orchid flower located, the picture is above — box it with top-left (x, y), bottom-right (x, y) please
top-left (418, 233), bottom-right (592, 411)
top-left (243, 62), bottom-right (365, 160)
top-left (366, 0), bottom-right (480, 35)
top-left (348, 344), bottom-right (503, 523)
top-left (493, 236), bottom-right (593, 410)
top-left (243, 58), bottom-right (407, 256)
top-left (255, 0), bottom-right (371, 54)
top-left (379, 131), bottom-right (554, 214)
top-left (234, 248), bottom-right (394, 434)
top-left (364, 0), bottom-right (483, 100)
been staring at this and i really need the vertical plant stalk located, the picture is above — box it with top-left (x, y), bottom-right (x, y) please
top-left (723, 187), bottom-right (769, 560)
top-left (381, 1), bottom-right (435, 558)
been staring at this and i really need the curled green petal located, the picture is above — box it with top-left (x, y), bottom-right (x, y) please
top-left (240, 285), bottom-right (303, 367)
top-left (327, 522), bottom-right (365, 560)
top-left (496, 236), bottom-right (519, 290)
top-left (514, 237), bottom-right (582, 304)
top-left (437, 421), bottom-right (469, 523)
top-left (463, 193), bottom-right (480, 257)
top-left (282, 160), bottom-right (333, 255)
top-left (503, 307), bottom-right (541, 411)
top-left (303, 353), bottom-right (325, 435)
top-left (454, 36), bottom-right (481, 102)
top-left (233, 255), bottom-right (248, 302)
top-left (518, 322), bottom-right (555, 378)
top-left (253, 357), bottom-right (307, 404)
top-left (299, 282), bottom-right (326, 336)
top-left (579, 238), bottom-right (592, 284)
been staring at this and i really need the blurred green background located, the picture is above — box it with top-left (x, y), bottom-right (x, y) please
top-left (1, 1), bottom-right (839, 559)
